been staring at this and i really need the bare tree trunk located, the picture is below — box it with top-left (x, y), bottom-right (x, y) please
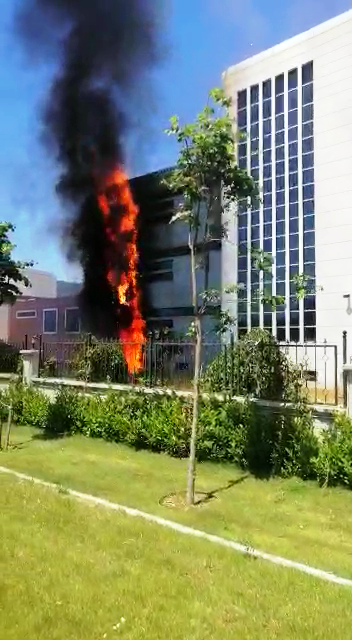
top-left (187, 235), bottom-right (202, 505)
top-left (4, 403), bottom-right (13, 452)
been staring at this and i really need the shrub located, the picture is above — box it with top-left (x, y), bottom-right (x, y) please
top-left (203, 329), bottom-right (303, 402)
top-left (73, 340), bottom-right (127, 383)
top-left (314, 413), bottom-right (352, 488)
top-left (0, 341), bottom-right (20, 374)
top-left (46, 387), bottom-right (86, 436)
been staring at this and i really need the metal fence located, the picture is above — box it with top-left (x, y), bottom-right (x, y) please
top-left (33, 335), bottom-right (341, 406)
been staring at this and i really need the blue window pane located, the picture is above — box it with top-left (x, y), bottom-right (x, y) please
top-left (289, 142), bottom-right (298, 157)
top-left (264, 223), bottom-right (272, 238)
top-left (304, 215), bottom-right (315, 231)
top-left (302, 152), bottom-right (314, 169)
top-left (264, 193), bottom-right (272, 207)
top-left (251, 123), bottom-right (259, 139)
top-left (263, 208), bottom-right (272, 222)
top-left (276, 146), bottom-right (285, 161)
top-left (238, 214), bottom-right (247, 228)
top-left (251, 270), bottom-right (260, 285)
top-left (238, 314), bottom-right (247, 328)
top-left (289, 202), bottom-right (299, 218)
top-left (304, 231), bottom-right (315, 247)
top-left (263, 135), bottom-right (272, 150)
top-left (237, 300), bottom-right (247, 314)
top-left (290, 264), bottom-right (299, 277)
top-left (276, 205), bottom-right (285, 221)
top-left (276, 236), bottom-right (285, 251)
top-left (289, 218), bottom-right (299, 234)
top-left (290, 234), bottom-right (299, 250)
top-left (277, 327), bottom-right (286, 342)
top-left (303, 183), bottom-right (314, 200)
top-left (263, 99), bottom-right (271, 119)
top-left (302, 61), bottom-right (313, 85)
top-left (238, 286), bottom-right (247, 299)
top-left (263, 149), bottom-right (272, 164)
top-left (276, 160), bottom-right (285, 176)
top-left (288, 68), bottom-right (298, 90)
top-left (238, 109), bottom-right (247, 128)
top-left (239, 143), bottom-right (247, 158)
top-left (275, 94), bottom-right (284, 114)
top-left (263, 79), bottom-right (271, 99)
top-left (263, 119), bottom-right (271, 136)
top-left (289, 187), bottom-right (299, 203)
top-left (251, 226), bottom-right (260, 240)
top-left (263, 164), bottom-right (272, 179)
top-left (238, 255), bottom-right (247, 270)
top-left (303, 137), bottom-right (314, 154)
top-left (304, 295), bottom-right (316, 310)
top-left (289, 173), bottom-right (298, 188)
top-left (251, 153), bottom-right (259, 168)
top-left (263, 238), bottom-right (272, 252)
top-left (275, 74), bottom-right (284, 95)
top-left (276, 267), bottom-right (286, 281)
top-left (289, 157), bottom-right (298, 172)
top-left (304, 247), bottom-right (315, 263)
top-left (303, 199), bottom-right (314, 215)
top-left (251, 104), bottom-right (259, 123)
top-left (276, 190), bottom-right (285, 206)
top-left (290, 249), bottom-right (299, 265)
top-left (304, 327), bottom-right (316, 342)
top-left (290, 296), bottom-right (299, 311)
top-left (251, 84), bottom-right (259, 103)
top-left (238, 90), bottom-right (247, 109)
top-left (290, 312), bottom-right (300, 326)
top-left (276, 283), bottom-right (286, 298)
top-left (288, 89), bottom-right (298, 110)
top-left (288, 110), bottom-right (298, 127)
top-left (304, 311), bottom-right (316, 328)
top-left (264, 179), bottom-right (272, 194)
top-left (264, 314), bottom-right (273, 328)
top-left (288, 126), bottom-right (298, 142)
top-left (276, 220), bottom-right (285, 236)
top-left (302, 122), bottom-right (314, 138)
top-left (303, 168), bottom-right (314, 184)
top-left (302, 103), bottom-right (314, 122)
top-left (251, 168), bottom-right (259, 181)
top-left (251, 314), bottom-right (260, 328)
top-left (238, 271), bottom-right (247, 284)
top-left (239, 157), bottom-right (247, 169)
top-left (302, 83), bottom-right (313, 105)
top-left (251, 138), bottom-right (259, 153)
top-left (239, 228), bottom-right (247, 242)
top-left (290, 328), bottom-right (300, 342)
top-left (276, 114), bottom-right (285, 131)
top-left (276, 131), bottom-right (285, 146)
top-left (276, 175), bottom-right (285, 191)
top-left (276, 251), bottom-right (286, 267)
top-left (252, 210), bottom-right (260, 225)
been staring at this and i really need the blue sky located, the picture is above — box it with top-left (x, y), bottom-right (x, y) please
top-left (0, 0), bottom-right (350, 281)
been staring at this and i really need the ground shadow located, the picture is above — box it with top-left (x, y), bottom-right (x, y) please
top-left (194, 475), bottom-right (249, 505)
top-left (32, 430), bottom-right (68, 441)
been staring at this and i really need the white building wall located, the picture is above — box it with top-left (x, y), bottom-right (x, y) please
top-left (223, 9), bottom-right (352, 374)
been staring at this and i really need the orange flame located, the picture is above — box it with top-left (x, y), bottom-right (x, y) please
top-left (98, 167), bottom-right (146, 374)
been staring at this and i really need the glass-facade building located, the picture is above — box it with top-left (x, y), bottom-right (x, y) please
top-left (237, 61), bottom-right (316, 342)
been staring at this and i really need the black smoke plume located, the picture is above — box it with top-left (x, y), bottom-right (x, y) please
top-left (16, 0), bottom-right (163, 336)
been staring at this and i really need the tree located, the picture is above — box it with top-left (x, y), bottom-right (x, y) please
top-left (164, 89), bottom-right (257, 505)
top-left (0, 223), bottom-right (32, 305)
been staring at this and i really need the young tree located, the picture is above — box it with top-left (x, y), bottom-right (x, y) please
top-left (164, 89), bottom-right (257, 505)
top-left (0, 223), bottom-right (32, 305)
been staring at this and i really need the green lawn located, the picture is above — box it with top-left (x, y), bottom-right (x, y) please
top-left (1, 473), bottom-right (352, 640)
top-left (2, 425), bottom-right (352, 583)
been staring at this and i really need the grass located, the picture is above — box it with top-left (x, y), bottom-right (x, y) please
top-left (2, 474), bottom-right (352, 640)
top-left (2, 425), bottom-right (352, 582)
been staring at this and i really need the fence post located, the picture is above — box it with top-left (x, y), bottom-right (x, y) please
top-left (230, 332), bottom-right (235, 398)
top-left (148, 333), bottom-right (153, 387)
top-left (223, 343), bottom-right (228, 392)
top-left (343, 330), bottom-right (347, 408)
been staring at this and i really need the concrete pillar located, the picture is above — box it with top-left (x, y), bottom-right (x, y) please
top-left (20, 350), bottom-right (40, 386)
top-left (343, 365), bottom-right (352, 416)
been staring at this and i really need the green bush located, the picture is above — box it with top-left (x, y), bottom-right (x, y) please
top-left (0, 341), bottom-right (20, 374)
top-left (203, 329), bottom-right (303, 402)
top-left (314, 413), bottom-right (352, 488)
top-left (73, 340), bottom-right (127, 383)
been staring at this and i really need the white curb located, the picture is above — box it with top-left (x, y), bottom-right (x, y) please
top-left (1, 464), bottom-right (351, 588)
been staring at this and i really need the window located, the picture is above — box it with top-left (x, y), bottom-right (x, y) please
top-left (288, 110), bottom-right (298, 127)
top-left (251, 168), bottom-right (259, 181)
top-left (303, 184), bottom-right (314, 200)
top-left (252, 210), bottom-right (260, 225)
top-left (251, 104), bottom-right (259, 123)
top-left (289, 173), bottom-right (298, 188)
top-left (304, 231), bottom-right (315, 247)
top-left (251, 123), bottom-right (259, 138)
top-left (289, 187), bottom-right (299, 203)
top-left (263, 208), bottom-right (272, 223)
top-left (289, 142), bottom-right (298, 157)
top-left (145, 259), bottom-right (173, 282)
top-left (251, 226), bottom-right (260, 241)
top-left (302, 122), bottom-right (313, 138)
top-left (263, 149), bottom-right (272, 164)
top-left (263, 100), bottom-right (271, 119)
top-left (276, 251), bottom-right (285, 267)
top-left (302, 104), bottom-right (313, 122)
top-left (303, 168), bottom-right (314, 184)
top-left (263, 164), bottom-right (272, 179)
top-left (251, 138), bottom-right (259, 153)
top-left (239, 157), bottom-right (247, 170)
top-left (288, 68), bottom-right (298, 90)
top-left (276, 160), bottom-right (285, 176)
top-left (238, 110), bottom-right (247, 128)
top-left (276, 236), bottom-right (285, 251)
top-left (304, 215), bottom-right (315, 231)
top-left (302, 152), bottom-right (314, 169)
top-left (275, 74), bottom-right (284, 94)
top-left (237, 90), bottom-right (247, 109)
top-left (263, 79), bottom-right (271, 99)
top-left (264, 223), bottom-right (272, 238)
top-left (16, 310), bottom-right (37, 319)
top-left (289, 218), bottom-right (299, 234)
top-left (238, 143), bottom-right (247, 158)
top-left (288, 89), bottom-right (298, 111)
top-left (251, 153), bottom-right (259, 168)
top-left (289, 157), bottom-right (298, 172)
top-left (263, 135), bottom-right (271, 150)
top-left (302, 61), bottom-right (313, 85)
top-left (290, 234), bottom-right (299, 250)
top-left (65, 308), bottom-right (80, 333)
top-left (275, 94), bottom-right (284, 114)
top-left (302, 137), bottom-right (314, 153)
top-left (251, 84), bottom-right (259, 103)
top-left (276, 146), bottom-right (285, 161)
top-left (276, 114), bottom-right (285, 131)
top-left (276, 205), bottom-right (285, 221)
top-left (275, 131), bottom-right (285, 147)
top-left (263, 194), bottom-right (272, 208)
top-left (288, 126), bottom-right (298, 142)
top-left (43, 309), bottom-right (58, 334)
top-left (276, 175), bottom-right (285, 191)
top-left (276, 267), bottom-right (286, 282)
top-left (303, 199), bottom-right (314, 216)
top-left (276, 190), bottom-right (285, 206)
